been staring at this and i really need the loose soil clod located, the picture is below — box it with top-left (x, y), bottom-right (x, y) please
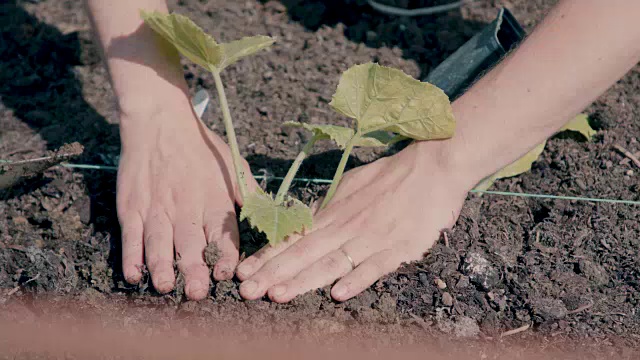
top-left (204, 242), bottom-right (222, 268)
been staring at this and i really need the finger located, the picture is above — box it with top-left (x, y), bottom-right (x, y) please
top-left (267, 248), bottom-right (355, 303)
top-left (144, 210), bottom-right (176, 294)
top-left (239, 227), bottom-right (353, 300)
top-left (235, 213), bottom-right (338, 281)
top-left (174, 217), bottom-right (209, 301)
top-left (204, 207), bottom-right (240, 281)
top-left (331, 249), bottom-right (401, 302)
top-left (235, 235), bottom-right (298, 281)
top-left (119, 212), bottom-right (144, 284)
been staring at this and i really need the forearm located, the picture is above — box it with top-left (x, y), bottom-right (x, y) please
top-left (85, 1), bottom-right (191, 125)
top-left (435, 0), bottom-right (640, 187)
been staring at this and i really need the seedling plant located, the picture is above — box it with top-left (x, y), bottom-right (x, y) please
top-left (140, 11), bottom-right (456, 246)
top-left (141, 11), bottom-right (594, 246)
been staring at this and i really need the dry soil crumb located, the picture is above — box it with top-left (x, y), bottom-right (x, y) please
top-left (175, 273), bottom-right (186, 302)
top-left (204, 242), bottom-right (221, 268)
top-left (291, 290), bottom-right (323, 314)
top-left (214, 280), bottom-right (240, 301)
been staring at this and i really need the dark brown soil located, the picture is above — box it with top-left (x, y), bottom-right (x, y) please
top-left (1, 0), bottom-right (640, 355)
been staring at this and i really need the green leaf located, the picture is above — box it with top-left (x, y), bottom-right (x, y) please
top-left (140, 11), bottom-right (273, 71)
top-left (219, 36), bottom-right (275, 70)
top-left (473, 142), bottom-right (547, 192)
top-left (141, 11), bottom-right (222, 71)
top-left (240, 189), bottom-right (312, 245)
top-left (329, 63), bottom-right (455, 141)
top-left (284, 122), bottom-right (400, 148)
top-left (559, 113), bottom-right (596, 140)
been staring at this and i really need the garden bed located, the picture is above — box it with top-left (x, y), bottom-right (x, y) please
top-left (1, 0), bottom-right (639, 357)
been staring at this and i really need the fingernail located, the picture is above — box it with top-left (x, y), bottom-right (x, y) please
top-left (241, 280), bottom-right (257, 296)
top-left (271, 285), bottom-right (286, 297)
top-left (332, 284), bottom-right (347, 299)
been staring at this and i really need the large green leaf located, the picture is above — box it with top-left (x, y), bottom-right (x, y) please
top-left (473, 142), bottom-right (547, 192)
top-left (284, 122), bottom-right (401, 148)
top-left (329, 63), bottom-right (455, 141)
top-left (140, 11), bottom-right (273, 71)
top-left (240, 189), bottom-right (312, 245)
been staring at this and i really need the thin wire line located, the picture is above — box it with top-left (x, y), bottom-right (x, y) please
top-left (469, 190), bottom-right (640, 205)
top-left (47, 162), bottom-right (640, 205)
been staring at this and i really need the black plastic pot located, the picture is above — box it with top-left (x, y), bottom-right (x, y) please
top-left (425, 7), bottom-right (526, 100)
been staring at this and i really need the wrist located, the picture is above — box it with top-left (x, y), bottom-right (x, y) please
top-left (412, 139), bottom-right (482, 192)
top-left (117, 93), bottom-right (200, 150)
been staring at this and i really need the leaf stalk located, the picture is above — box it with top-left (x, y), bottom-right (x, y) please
top-left (212, 70), bottom-right (248, 200)
top-left (275, 135), bottom-right (319, 204)
top-left (320, 132), bottom-right (359, 209)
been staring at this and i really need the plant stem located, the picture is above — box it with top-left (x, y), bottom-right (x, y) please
top-left (320, 133), bottom-right (358, 209)
top-left (212, 70), bottom-right (248, 200)
top-left (275, 136), bottom-right (318, 204)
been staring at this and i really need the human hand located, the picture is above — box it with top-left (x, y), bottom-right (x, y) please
top-left (235, 141), bottom-right (472, 302)
top-left (117, 103), bottom-right (255, 301)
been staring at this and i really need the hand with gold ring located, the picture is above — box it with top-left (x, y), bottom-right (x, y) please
top-left (235, 140), bottom-right (472, 302)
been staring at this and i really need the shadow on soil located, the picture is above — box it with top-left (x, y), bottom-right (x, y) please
top-left (264, 0), bottom-right (486, 78)
top-left (0, 1), bottom-right (122, 277)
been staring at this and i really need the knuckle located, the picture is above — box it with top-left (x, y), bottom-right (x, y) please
top-left (146, 258), bottom-right (171, 273)
top-left (288, 241), bottom-right (309, 259)
top-left (144, 230), bottom-right (166, 245)
top-left (178, 262), bottom-right (208, 277)
top-left (176, 223), bottom-right (202, 240)
top-left (204, 222), bottom-right (225, 240)
top-left (320, 253), bottom-right (341, 270)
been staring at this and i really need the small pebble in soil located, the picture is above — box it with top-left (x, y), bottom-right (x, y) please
top-left (461, 252), bottom-right (499, 291)
top-left (435, 278), bottom-right (447, 290)
top-left (456, 276), bottom-right (470, 289)
top-left (418, 272), bottom-right (429, 286)
top-left (442, 292), bottom-right (454, 307)
top-left (531, 298), bottom-right (568, 322)
top-left (626, 169), bottom-right (634, 176)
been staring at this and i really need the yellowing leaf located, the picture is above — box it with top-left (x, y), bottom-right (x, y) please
top-left (284, 122), bottom-right (354, 148)
top-left (356, 131), bottom-right (407, 147)
top-left (471, 114), bottom-right (596, 191)
top-left (219, 36), bottom-right (275, 70)
top-left (473, 142), bottom-right (546, 192)
top-left (240, 189), bottom-right (312, 245)
top-left (140, 11), bottom-right (273, 71)
top-left (329, 63), bottom-right (455, 141)
top-left (284, 122), bottom-right (401, 148)
top-left (559, 113), bottom-right (596, 140)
